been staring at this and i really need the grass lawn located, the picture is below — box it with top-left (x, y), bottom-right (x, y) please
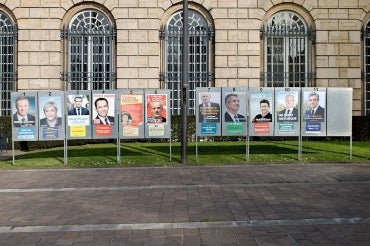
top-left (1, 139), bottom-right (369, 169)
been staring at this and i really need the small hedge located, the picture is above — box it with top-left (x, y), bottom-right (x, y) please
top-left (0, 115), bottom-right (369, 151)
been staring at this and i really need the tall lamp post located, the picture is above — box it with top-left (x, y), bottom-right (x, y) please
top-left (181, 0), bottom-right (189, 164)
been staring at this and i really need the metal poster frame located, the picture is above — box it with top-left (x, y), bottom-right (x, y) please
top-left (11, 92), bottom-right (38, 165)
top-left (274, 88), bottom-right (301, 136)
top-left (144, 90), bottom-right (172, 161)
top-left (38, 91), bottom-right (65, 141)
top-left (117, 89), bottom-right (145, 164)
top-left (91, 90), bottom-right (118, 139)
top-left (249, 87), bottom-right (275, 137)
top-left (195, 87), bottom-right (222, 162)
top-left (221, 87), bottom-right (248, 161)
top-left (221, 87), bottom-right (248, 136)
top-left (118, 90), bottom-right (145, 139)
top-left (65, 90), bottom-right (92, 140)
top-left (65, 90), bottom-right (92, 165)
top-left (301, 88), bottom-right (327, 137)
top-left (327, 88), bottom-right (353, 158)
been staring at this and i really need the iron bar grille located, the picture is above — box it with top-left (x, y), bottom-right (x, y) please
top-left (0, 12), bottom-right (15, 116)
top-left (160, 10), bottom-right (214, 115)
top-left (62, 10), bottom-right (116, 91)
top-left (364, 24), bottom-right (370, 115)
top-left (262, 11), bottom-right (312, 88)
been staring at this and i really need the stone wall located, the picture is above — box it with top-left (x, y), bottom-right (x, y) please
top-left (2, 0), bottom-right (369, 115)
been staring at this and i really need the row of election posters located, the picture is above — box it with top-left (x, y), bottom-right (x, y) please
top-left (196, 87), bottom-right (352, 137)
top-left (11, 90), bottom-right (171, 141)
top-left (11, 87), bottom-right (352, 141)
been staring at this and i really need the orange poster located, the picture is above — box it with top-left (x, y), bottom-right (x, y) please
top-left (120, 94), bottom-right (143, 127)
top-left (146, 94), bottom-right (167, 124)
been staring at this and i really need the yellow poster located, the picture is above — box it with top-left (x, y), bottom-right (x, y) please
top-left (70, 126), bottom-right (86, 137)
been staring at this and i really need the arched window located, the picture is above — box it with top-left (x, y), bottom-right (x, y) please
top-left (0, 11), bottom-right (16, 116)
top-left (364, 20), bottom-right (370, 115)
top-left (62, 9), bottom-right (116, 90)
top-left (262, 11), bottom-right (313, 87)
top-left (160, 10), bottom-right (214, 115)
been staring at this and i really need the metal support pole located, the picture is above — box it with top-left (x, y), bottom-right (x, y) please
top-left (181, 0), bottom-right (189, 164)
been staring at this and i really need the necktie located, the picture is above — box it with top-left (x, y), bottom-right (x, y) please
top-left (77, 108), bottom-right (80, 115)
top-left (105, 118), bottom-right (109, 125)
top-left (21, 118), bottom-right (26, 126)
top-left (234, 115), bottom-right (239, 122)
top-left (310, 110), bottom-right (314, 116)
top-left (287, 110), bottom-right (291, 115)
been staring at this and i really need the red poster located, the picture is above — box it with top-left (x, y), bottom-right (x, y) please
top-left (254, 122), bottom-right (269, 134)
top-left (146, 94), bottom-right (167, 124)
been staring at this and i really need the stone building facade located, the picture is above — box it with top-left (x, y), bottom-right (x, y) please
top-left (0, 0), bottom-right (369, 116)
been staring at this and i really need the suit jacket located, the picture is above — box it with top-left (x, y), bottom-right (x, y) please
top-left (147, 116), bottom-right (166, 123)
top-left (94, 115), bottom-right (115, 125)
top-left (40, 117), bottom-right (62, 127)
top-left (305, 106), bottom-right (325, 122)
top-left (277, 108), bottom-right (299, 122)
top-left (68, 107), bottom-right (89, 115)
top-left (198, 102), bottom-right (220, 123)
top-left (224, 112), bottom-right (246, 122)
top-left (252, 112), bottom-right (272, 123)
top-left (13, 113), bottom-right (36, 127)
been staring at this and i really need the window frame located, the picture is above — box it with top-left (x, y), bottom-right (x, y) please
top-left (262, 10), bottom-right (314, 88)
top-left (363, 20), bottom-right (370, 115)
top-left (0, 10), bottom-right (16, 116)
top-left (61, 8), bottom-right (116, 91)
top-left (160, 8), bottom-right (214, 115)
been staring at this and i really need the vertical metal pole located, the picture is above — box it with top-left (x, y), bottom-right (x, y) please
top-left (12, 140), bottom-right (15, 166)
top-left (181, 0), bottom-right (189, 164)
top-left (350, 136), bottom-right (352, 160)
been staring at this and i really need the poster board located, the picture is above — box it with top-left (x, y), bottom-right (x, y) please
top-left (221, 87), bottom-right (247, 136)
top-left (301, 88), bottom-right (327, 136)
top-left (274, 88), bottom-right (301, 136)
top-left (249, 87), bottom-right (274, 136)
top-left (196, 87), bottom-right (222, 136)
top-left (118, 90), bottom-right (145, 139)
top-left (91, 90), bottom-right (118, 139)
top-left (38, 91), bottom-right (65, 140)
top-left (11, 92), bottom-right (38, 141)
top-left (327, 88), bottom-right (352, 136)
top-left (66, 91), bottom-right (92, 139)
top-left (144, 90), bottom-right (171, 139)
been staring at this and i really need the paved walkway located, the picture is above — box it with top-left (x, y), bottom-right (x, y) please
top-left (0, 163), bottom-right (369, 245)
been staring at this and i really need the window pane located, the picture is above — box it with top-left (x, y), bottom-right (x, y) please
top-left (364, 21), bottom-right (370, 115)
top-left (163, 10), bottom-right (212, 115)
top-left (67, 10), bottom-right (114, 90)
top-left (264, 11), bottom-right (309, 88)
top-left (0, 12), bottom-right (15, 116)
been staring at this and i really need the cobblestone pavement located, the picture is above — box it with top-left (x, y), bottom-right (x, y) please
top-left (0, 163), bottom-right (369, 245)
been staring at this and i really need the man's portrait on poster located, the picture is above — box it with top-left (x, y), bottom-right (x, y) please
top-left (224, 93), bottom-right (246, 122)
top-left (93, 97), bottom-right (115, 125)
top-left (68, 95), bottom-right (89, 116)
top-left (147, 101), bottom-right (166, 123)
top-left (13, 96), bottom-right (36, 127)
top-left (252, 99), bottom-right (272, 123)
top-left (277, 94), bottom-right (299, 122)
top-left (304, 91), bottom-right (325, 122)
top-left (198, 92), bottom-right (220, 123)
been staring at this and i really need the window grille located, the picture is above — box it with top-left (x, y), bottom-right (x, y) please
top-left (61, 10), bottom-right (116, 90)
top-left (160, 10), bottom-right (214, 115)
top-left (0, 12), bottom-right (15, 116)
top-left (262, 11), bottom-right (313, 87)
top-left (364, 21), bottom-right (370, 115)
